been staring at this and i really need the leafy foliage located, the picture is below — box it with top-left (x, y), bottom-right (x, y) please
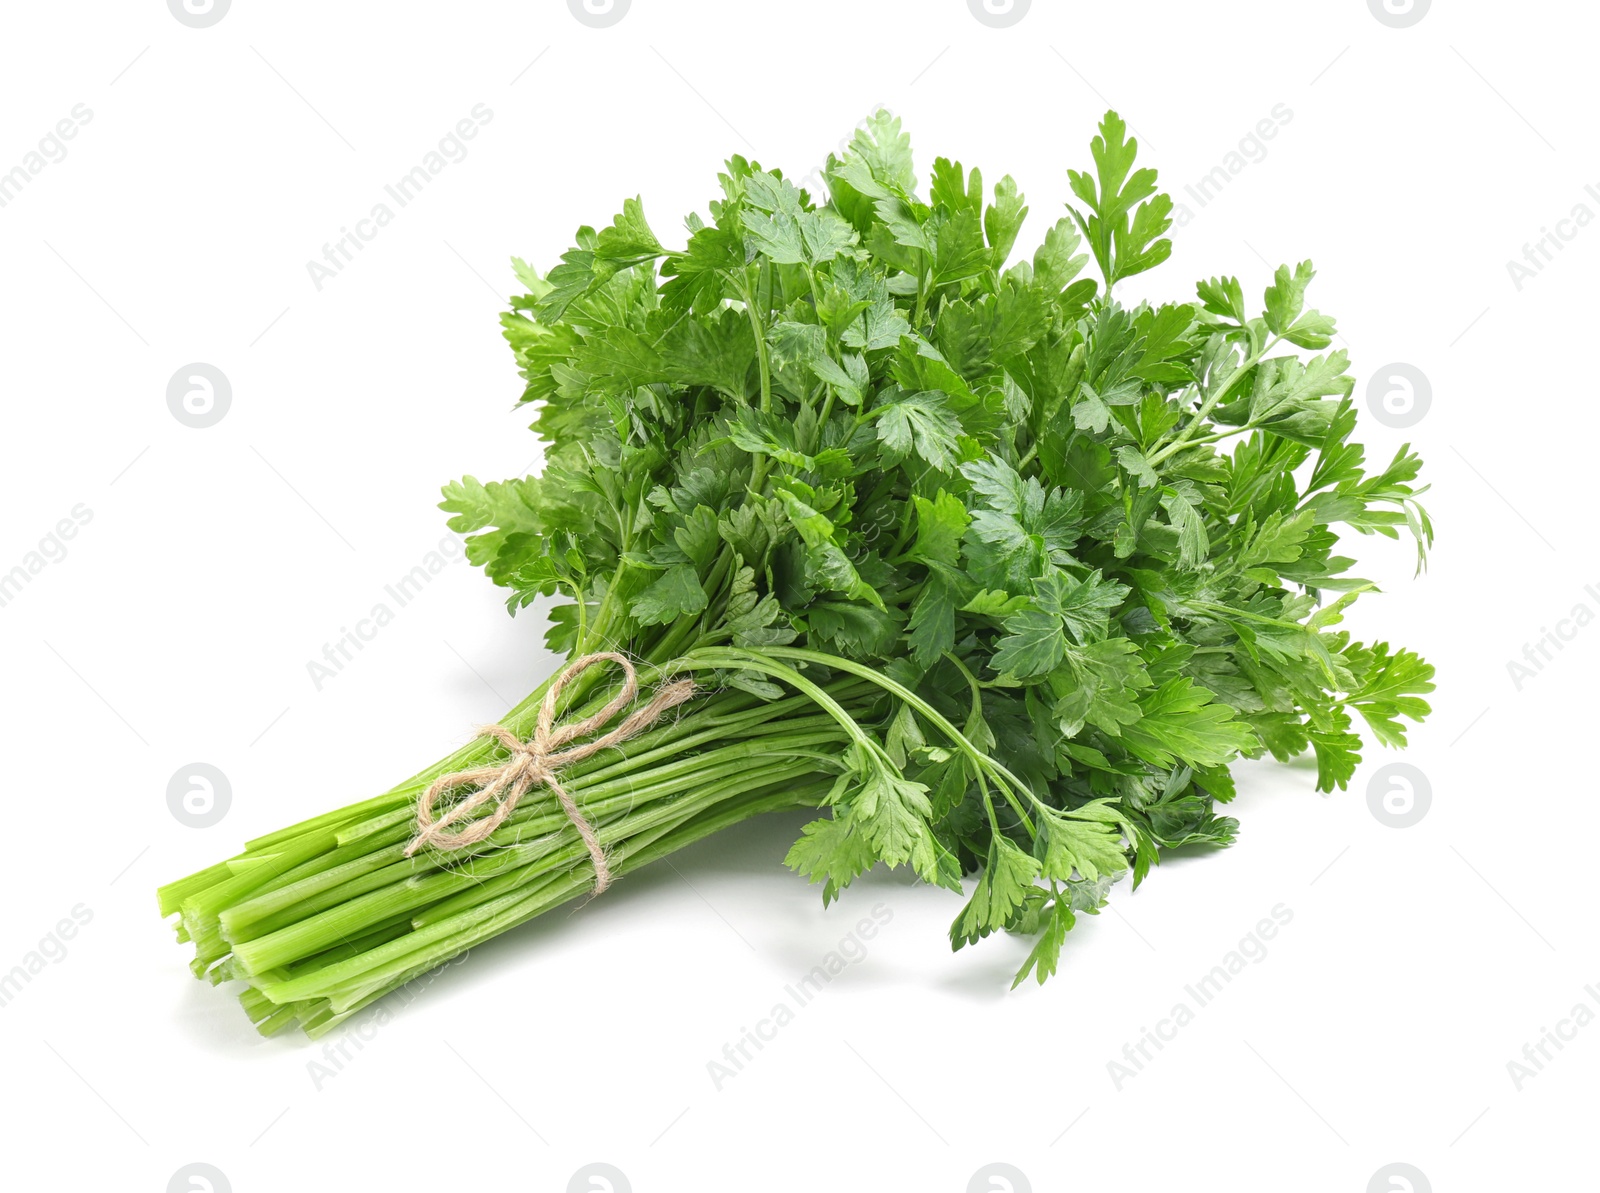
top-left (451, 109), bottom-right (1435, 987)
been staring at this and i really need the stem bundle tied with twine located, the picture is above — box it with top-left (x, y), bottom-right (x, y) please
top-left (404, 652), bottom-right (697, 892)
top-left (158, 110), bottom-right (1437, 1043)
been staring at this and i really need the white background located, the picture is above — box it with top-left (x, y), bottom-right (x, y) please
top-left (1, 1), bottom-right (1593, 1190)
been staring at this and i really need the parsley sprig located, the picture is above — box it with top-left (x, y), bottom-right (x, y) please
top-left (161, 111), bottom-right (1434, 1032)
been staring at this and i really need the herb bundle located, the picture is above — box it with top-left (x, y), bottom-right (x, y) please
top-left (160, 110), bottom-right (1433, 1036)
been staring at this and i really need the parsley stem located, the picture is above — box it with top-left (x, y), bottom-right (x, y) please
top-left (1147, 335), bottom-right (1283, 467)
top-left (818, 384), bottom-right (837, 428)
top-left (734, 645), bottom-right (1040, 837)
top-left (163, 661), bottom-right (881, 1033)
top-left (741, 268), bottom-right (774, 414)
top-left (943, 651), bottom-right (984, 708)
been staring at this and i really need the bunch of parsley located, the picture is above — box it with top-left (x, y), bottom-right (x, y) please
top-left (161, 111), bottom-right (1433, 1035)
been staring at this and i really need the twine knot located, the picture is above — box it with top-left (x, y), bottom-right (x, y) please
top-left (404, 652), bottom-right (697, 893)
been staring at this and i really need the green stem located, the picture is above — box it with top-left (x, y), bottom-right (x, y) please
top-left (1147, 335), bottom-right (1282, 467)
top-left (818, 384), bottom-right (837, 428)
top-left (742, 270), bottom-right (773, 415)
top-left (257, 779), bottom-right (833, 1015)
top-left (699, 645), bottom-right (1040, 837)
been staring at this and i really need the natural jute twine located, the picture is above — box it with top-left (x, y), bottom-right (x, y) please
top-left (404, 652), bottom-right (697, 892)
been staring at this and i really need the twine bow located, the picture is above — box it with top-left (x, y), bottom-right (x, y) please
top-left (404, 652), bottom-right (697, 893)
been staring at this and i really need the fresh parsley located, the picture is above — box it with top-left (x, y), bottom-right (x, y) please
top-left (160, 110), bottom-right (1434, 1035)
